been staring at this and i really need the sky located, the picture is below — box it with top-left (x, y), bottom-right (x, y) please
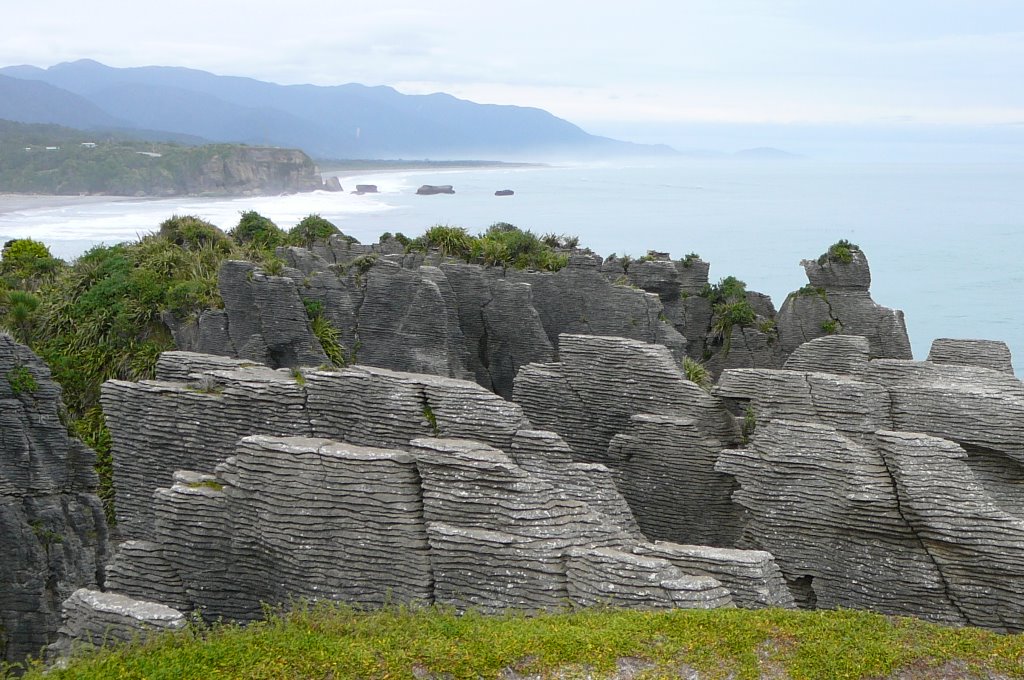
top-left (3, 1), bottom-right (1024, 158)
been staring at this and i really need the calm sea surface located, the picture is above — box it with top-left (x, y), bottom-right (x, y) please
top-left (2, 159), bottom-right (1022, 375)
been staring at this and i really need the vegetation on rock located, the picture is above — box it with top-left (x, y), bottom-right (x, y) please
top-left (703, 276), bottom-right (757, 356)
top-left (408, 223), bottom-right (570, 272)
top-left (817, 239), bottom-right (861, 266)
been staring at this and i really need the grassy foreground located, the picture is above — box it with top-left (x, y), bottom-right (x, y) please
top-left (19, 604), bottom-right (1024, 679)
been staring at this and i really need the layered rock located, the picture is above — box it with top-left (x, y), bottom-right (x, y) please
top-left (776, 246), bottom-right (912, 359)
top-left (926, 338), bottom-right (1015, 375)
top-left (48, 588), bottom-right (185, 658)
top-left (78, 350), bottom-right (791, 646)
top-left (174, 245), bottom-right (688, 398)
top-left (514, 334), bottom-right (745, 547)
top-left (101, 359), bottom-right (311, 539)
top-left (1, 335), bottom-right (108, 665)
top-left (713, 337), bottom-right (1024, 630)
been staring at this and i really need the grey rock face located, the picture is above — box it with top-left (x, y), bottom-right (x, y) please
top-left (633, 542), bottom-right (794, 609)
top-left (514, 334), bottom-right (745, 547)
top-left (48, 588), bottom-right (185, 659)
top-left (717, 420), bottom-right (966, 621)
top-left (927, 338), bottom-right (1015, 375)
top-left (777, 248), bottom-right (911, 360)
top-left (101, 358), bottom-right (312, 539)
top-left (714, 341), bottom-right (1024, 630)
top-left (78, 350), bottom-right (789, 640)
top-left (565, 547), bottom-right (734, 609)
top-left (1, 334), bottom-right (108, 665)
top-left (177, 249), bottom-right (688, 399)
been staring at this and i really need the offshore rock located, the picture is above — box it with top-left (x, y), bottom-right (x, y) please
top-left (776, 246), bottom-right (911, 360)
top-left (416, 184), bottom-right (455, 195)
top-left (0, 334), bottom-right (108, 665)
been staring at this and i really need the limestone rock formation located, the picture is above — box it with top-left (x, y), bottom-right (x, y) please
top-left (776, 245), bottom-right (911, 359)
top-left (926, 338), bottom-right (1015, 375)
top-left (1, 335), bottom-right (108, 665)
top-left (323, 175), bottom-right (343, 192)
top-left (514, 334), bottom-right (745, 547)
top-left (174, 245), bottom-right (687, 399)
top-left (354, 184), bottom-right (378, 194)
top-left (48, 588), bottom-right (185, 658)
top-left (72, 351), bottom-right (791, 648)
top-left (713, 337), bottom-right (1024, 630)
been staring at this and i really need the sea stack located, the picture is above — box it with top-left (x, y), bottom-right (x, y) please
top-left (416, 184), bottom-right (455, 195)
top-left (495, 189), bottom-right (514, 196)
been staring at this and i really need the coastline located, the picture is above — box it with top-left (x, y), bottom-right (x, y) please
top-left (0, 194), bottom-right (148, 217)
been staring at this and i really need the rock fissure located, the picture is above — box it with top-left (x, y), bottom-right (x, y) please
top-left (876, 444), bottom-right (970, 622)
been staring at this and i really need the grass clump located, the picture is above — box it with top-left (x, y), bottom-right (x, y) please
top-left (303, 298), bottom-right (346, 368)
top-left (21, 604), bottom-right (1024, 680)
top-left (817, 239), bottom-right (861, 266)
top-left (682, 357), bottom-right (711, 391)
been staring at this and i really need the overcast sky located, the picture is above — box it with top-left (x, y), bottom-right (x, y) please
top-left (3, 1), bottom-right (1023, 151)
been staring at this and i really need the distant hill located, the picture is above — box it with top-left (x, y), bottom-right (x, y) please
top-left (0, 60), bottom-right (675, 160)
top-left (0, 74), bottom-right (126, 129)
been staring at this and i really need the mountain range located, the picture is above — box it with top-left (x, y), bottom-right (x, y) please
top-left (0, 60), bottom-right (674, 160)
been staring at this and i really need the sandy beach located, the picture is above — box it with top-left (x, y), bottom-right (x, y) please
top-left (0, 194), bottom-right (143, 216)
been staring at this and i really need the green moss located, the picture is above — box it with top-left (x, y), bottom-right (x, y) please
top-left (422, 402), bottom-right (439, 435)
top-left (187, 480), bottom-right (224, 491)
top-left (821, 319), bottom-right (841, 334)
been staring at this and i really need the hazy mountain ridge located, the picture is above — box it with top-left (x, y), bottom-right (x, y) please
top-left (0, 60), bottom-right (674, 159)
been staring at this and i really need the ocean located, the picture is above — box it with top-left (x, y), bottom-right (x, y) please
top-left (2, 159), bottom-right (1022, 376)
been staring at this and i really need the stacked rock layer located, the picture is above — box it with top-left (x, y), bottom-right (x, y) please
top-left (74, 351), bottom-right (792, 646)
top-left (0, 335), bottom-right (108, 664)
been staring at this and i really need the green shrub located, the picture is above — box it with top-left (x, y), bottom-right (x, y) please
top-left (7, 364), bottom-right (38, 395)
top-left (230, 211), bottom-right (286, 250)
top-left (821, 318), bottom-right (841, 334)
top-left (288, 214), bottom-right (341, 248)
top-left (1, 238), bottom-right (62, 289)
top-left (1, 289), bottom-right (41, 343)
top-left (817, 239), bottom-right (861, 266)
top-left (681, 252), bottom-right (701, 267)
top-left (303, 297), bottom-right (346, 368)
top-left (157, 215), bottom-right (232, 254)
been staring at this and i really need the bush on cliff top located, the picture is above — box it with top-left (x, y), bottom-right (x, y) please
top-left (408, 222), bottom-right (569, 272)
top-left (17, 603), bottom-right (1024, 680)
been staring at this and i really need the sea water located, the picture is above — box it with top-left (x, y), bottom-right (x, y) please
top-left (2, 159), bottom-right (1022, 375)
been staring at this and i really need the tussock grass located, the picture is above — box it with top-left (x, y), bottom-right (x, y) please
top-left (21, 604), bottom-right (1024, 679)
